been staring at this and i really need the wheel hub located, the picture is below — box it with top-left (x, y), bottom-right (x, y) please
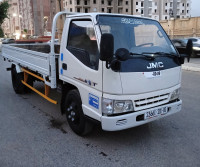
top-left (67, 105), bottom-right (76, 122)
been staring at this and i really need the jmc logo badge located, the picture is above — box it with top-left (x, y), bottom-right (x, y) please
top-left (147, 62), bottom-right (164, 69)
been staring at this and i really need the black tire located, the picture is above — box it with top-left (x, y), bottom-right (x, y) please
top-left (11, 64), bottom-right (26, 94)
top-left (64, 89), bottom-right (93, 136)
top-left (11, 64), bottom-right (33, 94)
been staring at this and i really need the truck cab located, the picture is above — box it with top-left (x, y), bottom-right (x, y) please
top-left (59, 13), bottom-right (183, 133)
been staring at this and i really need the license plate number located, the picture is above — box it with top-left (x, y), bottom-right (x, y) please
top-left (144, 71), bottom-right (161, 78)
top-left (144, 107), bottom-right (168, 120)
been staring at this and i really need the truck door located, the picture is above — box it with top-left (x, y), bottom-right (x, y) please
top-left (59, 18), bottom-right (102, 118)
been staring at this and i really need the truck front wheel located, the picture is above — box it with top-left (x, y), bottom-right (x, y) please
top-left (64, 89), bottom-right (93, 136)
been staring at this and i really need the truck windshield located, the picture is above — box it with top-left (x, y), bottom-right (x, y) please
top-left (97, 15), bottom-right (177, 56)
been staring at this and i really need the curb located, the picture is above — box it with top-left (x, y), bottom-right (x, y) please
top-left (182, 66), bottom-right (200, 72)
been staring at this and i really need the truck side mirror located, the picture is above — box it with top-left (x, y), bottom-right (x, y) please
top-left (185, 39), bottom-right (193, 62)
top-left (100, 33), bottom-right (114, 63)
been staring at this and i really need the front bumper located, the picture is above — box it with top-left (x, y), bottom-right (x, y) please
top-left (101, 100), bottom-right (182, 131)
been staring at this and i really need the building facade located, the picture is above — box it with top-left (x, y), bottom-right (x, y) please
top-left (1, 0), bottom-right (191, 38)
top-left (2, 0), bottom-right (22, 38)
top-left (19, 0), bottom-right (33, 36)
top-left (31, 0), bottom-right (56, 36)
top-left (63, 0), bottom-right (191, 21)
top-left (2, 0), bottom-right (57, 38)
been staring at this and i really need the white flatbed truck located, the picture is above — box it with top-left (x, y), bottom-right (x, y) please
top-left (1, 12), bottom-right (192, 135)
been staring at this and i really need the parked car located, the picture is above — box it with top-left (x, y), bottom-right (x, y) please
top-left (187, 37), bottom-right (200, 45)
top-left (2, 38), bottom-right (15, 44)
top-left (0, 38), bottom-right (4, 52)
top-left (0, 38), bottom-right (5, 42)
top-left (172, 38), bottom-right (200, 57)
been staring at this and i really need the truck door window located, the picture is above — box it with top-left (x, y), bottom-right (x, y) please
top-left (67, 20), bottom-right (99, 70)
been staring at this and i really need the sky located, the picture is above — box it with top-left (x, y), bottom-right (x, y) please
top-left (0, 0), bottom-right (199, 17)
top-left (191, 0), bottom-right (200, 17)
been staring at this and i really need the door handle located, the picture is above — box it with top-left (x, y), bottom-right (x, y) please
top-left (62, 63), bottom-right (67, 70)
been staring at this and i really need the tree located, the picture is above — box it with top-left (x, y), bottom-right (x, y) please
top-left (0, 27), bottom-right (4, 37)
top-left (24, 29), bottom-right (28, 33)
top-left (0, 1), bottom-right (10, 37)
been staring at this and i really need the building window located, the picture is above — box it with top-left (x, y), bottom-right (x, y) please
top-left (84, 1), bottom-right (87, 5)
top-left (108, 8), bottom-right (112, 13)
top-left (182, 10), bottom-right (184, 13)
top-left (136, 9), bottom-right (138, 12)
top-left (165, 9), bottom-right (167, 13)
top-left (182, 3), bottom-right (184, 6)
top-left (77, 0), bottom-right (80, 5)
top-left (141, 9), bottom-right (143, 14)
top-left (126, 9), bottom-right (128, 12)
top-left (77, 8), bottom-right (81, 12)
top-left (66, 2), bottom-right (67, 6)
top-left (108, 1), bottom-right (111, 6)
top-left (136, 2), bottom-right (138, 5)
top-left (165, 16), bottom-right (167, 20)
top-left (102, 8), bottom-right (104, 12)
top-left (165, 3), bottom-right (167, 6)
top-left (93, 0), bottom-right (96, 4)
top-left (70, 8), bottom-right (72, 12)
top-left (154, 9), bottom-right (157, 13)
top-left (118, 8), bottom-right (122, 13)
top-left (85, 8), bottom-right (88, 13)
top-left (187, 10), bottom-right (189, 13)
top-left (70, 0), bottom-right (72, 4)
top-left (170, 2), bottom-right (173, 7)
top-left (187, 3), bottom-right (189, 7)
top-left (102, 0), bottom-right (104, 4)
top-left (155, 2), bottom-right (157, 6)
top-left (141, 2), bottom-right (143, 7)
top-left (118, 0), bottom-right (122, 6)
top-left (126, 1), bottom-right (128, 5)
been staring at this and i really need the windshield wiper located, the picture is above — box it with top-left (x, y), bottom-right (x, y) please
top-left (129, 52), bottom-right (155, 60)
top-left (149, 52), bottom-right (179, 58)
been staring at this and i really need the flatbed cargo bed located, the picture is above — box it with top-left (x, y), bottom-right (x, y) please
top-left (2, 44), bottom-right (60, 76)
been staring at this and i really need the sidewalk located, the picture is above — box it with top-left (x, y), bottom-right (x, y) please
top-left (182, 58), bottom-right (200, 72)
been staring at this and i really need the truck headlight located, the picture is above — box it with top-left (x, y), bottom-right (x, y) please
top-left (170, 88), bottom-right (180, 101)
top-left (102, 98), bottom-right (134, 116)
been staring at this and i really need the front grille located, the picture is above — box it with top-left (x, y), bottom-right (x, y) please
top-left (134, 93), bottom-right (170, 111)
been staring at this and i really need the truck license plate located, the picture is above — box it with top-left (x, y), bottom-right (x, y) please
top-left (144, 107), bottom-right (168, 120)
top-left (144, 71), bottom-right (161, 78)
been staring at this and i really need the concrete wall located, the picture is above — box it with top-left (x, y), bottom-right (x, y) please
top-left (160, 17), bottom-right (200, 39)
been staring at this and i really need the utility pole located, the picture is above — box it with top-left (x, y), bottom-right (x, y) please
top-left (56, 0), bottom-right (64, 41)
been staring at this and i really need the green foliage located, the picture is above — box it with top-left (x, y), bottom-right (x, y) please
top-left (0, 1), bottom-right (10, 25)
top-left (24, 29), bottom-right (28, 33)
top-left (0, 27), bottom-right (4, 37)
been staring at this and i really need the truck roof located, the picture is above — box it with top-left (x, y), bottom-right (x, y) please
top-left (66, 12), bottom-right (156, 21)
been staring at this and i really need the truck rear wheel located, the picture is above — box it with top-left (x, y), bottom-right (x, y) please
top-left (11, 64), bottom-right (33, 94)
top-left (64, 89), bottom-right (93, 136)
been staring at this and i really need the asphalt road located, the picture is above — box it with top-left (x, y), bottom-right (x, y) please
top-left (0, 57), bottom-right (200, 167)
